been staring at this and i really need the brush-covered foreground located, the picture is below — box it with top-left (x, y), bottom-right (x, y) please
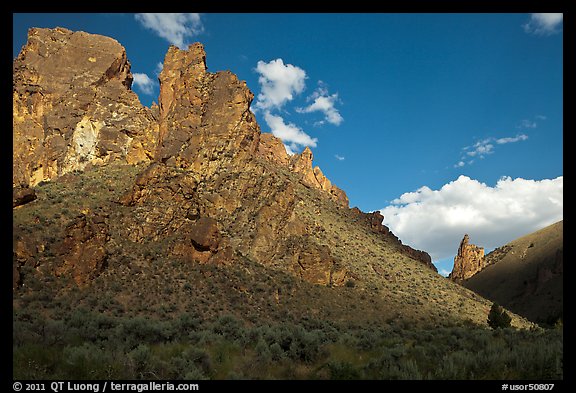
top-left (13, 261), bottom-right (562, 380)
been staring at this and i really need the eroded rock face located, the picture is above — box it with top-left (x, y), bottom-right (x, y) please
top-left (119, 162), bottom-right (200, 242)
top-left (290, 147), bottom-right (349, 208)
top-left (257, 133), bottom-right (290, 167)
top-left (284, 236), bottom-right (348, 286)
top-left (13, 27), bottom-right (158, 187)
top-left (13, 185), bottom-right (37, 208)
top-left (54, 213), bottom-right (110, 287)
top-left (156, 43), bottom-right (260, 175)
top-left (116, 43), bottom-right (348, 284)
top-left (13, 30), bottom-right (432, 288)
top-left (449, 234), bottom-right (485, 281)
top-left (172, 217), bottom-right (234, 265)
top-left (13, 236), bottom-right (40, 289)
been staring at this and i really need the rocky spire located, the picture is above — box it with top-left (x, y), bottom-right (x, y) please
top-left (155, 42), bottom-right (261, 175)
top-left (449, 234), bottom-right (486, 281)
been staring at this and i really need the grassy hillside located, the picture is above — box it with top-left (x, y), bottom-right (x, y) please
top-left (12, 163), bottom-right (561, 380)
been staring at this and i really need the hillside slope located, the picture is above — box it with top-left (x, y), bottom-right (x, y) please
top-left (464, 221), bottom-right (563, 324)
top-left (12, 27), bottom-right (535, 331)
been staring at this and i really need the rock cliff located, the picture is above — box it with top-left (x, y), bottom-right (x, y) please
top-left (118, 42), bottom-right (347, 286)
top-left (13, 28), bottom-right (433, 289)
top-left (449, 234), bottom-right (485, 281)
top-left (13, 27), bottom-right (158, 188)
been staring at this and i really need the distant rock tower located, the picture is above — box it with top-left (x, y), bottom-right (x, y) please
top-left (449, 234), bottom-right (485, 282)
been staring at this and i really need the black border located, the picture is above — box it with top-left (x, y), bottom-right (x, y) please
top-left (7, 4), bottom-right (571, 390)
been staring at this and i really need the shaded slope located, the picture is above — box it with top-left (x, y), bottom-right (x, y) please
top-left (464, 221), bottom-right (563, 324)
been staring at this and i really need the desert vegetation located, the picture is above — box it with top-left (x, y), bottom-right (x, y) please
top-left (13, 164), bottom-right (562, 380)
top-left (13, 262), bottom-right (562, 380)
top-left (13, 302), bottom-right (563, 380)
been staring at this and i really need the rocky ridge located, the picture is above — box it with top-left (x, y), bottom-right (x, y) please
top-left (12, 27), bottom-right (540, 330)
top-left (13, 27), bottom-right (435, 288)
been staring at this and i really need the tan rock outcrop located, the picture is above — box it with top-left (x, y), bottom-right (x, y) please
top-left (13, 185), bottom-right (37, 208)
top-left (290, 147), bottom-right (349, 208)
top-left (13, 236), bottom-right (40, 290)
top-left (13, 27), bottom-right (158, 187)
top-left (156, 43), bottom-right (260, 175)
top-left (115, 43), bottom-right (348, 284)
top-left (284, 235), bottom-right (348, 286)
top-left (449, 234), bottom-right (485, 281)
top-left (14, 31), bottom-right (440, 288)
top-left (257, 133), bottom-right (290, 166)
top-left (54, 213), bottom-right (110, 287)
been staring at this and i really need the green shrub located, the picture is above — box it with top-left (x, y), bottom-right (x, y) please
top-left (128, 344), bottom-right (151, 377)
top-left (328, 361), bottom-right (362, 380)
top-left (487, 303), bottom-right (512, 329)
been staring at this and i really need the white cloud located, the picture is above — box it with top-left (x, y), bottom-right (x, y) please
top-left (254, 59), bottom-right (307, 111)
top-left (517, 120), bottom-right (537, 129)
top-left (517, 115), bottom-right (546, 130)
top-left (155, 62), bottom-right (164, 77)
top-left (263, 111), bottom-right (317, 153)
top-left (464, 138), bottom-right (494, 158)
top-left (335, 154), bottom-right (345, 161)
top-left (132, 72), bottom-right (156, 95)
top-left (380, 175), bottom-right (563, 262)
top-left (283, 145), bottom-right (296, 156)
top-left (438, 268), bottom-right (452, 278)
top-left (296, 83), bottom-right (343, 126)
top-left (457, 133), bottom-right (528, 167)
top-left (496, 134), bottom-right (528, 144)
top-left (523, 13), bottom-right (563, 35)
top-left (135, 13), bottom-right (204, 49)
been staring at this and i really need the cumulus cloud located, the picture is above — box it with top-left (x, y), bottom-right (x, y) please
top-left (254, 59), bottom-right (307, 111)
top-left (379, 175), bottom-right (563, 262)
top-left (296, 83), bottom-right (343, 126)
top-left (263, 111), bottom-right (318, 153)
top-left (523, 13), bottom-right (563, 35)
top-left (135, 13), bottom-right (204, 49)
top-left (457, 133), bottom-right (528, 167)
top-left (132, 72), bottom-right (156, 95)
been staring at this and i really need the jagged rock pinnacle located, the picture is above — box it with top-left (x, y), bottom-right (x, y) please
top-left (449, 234), bottom-right (486, 281)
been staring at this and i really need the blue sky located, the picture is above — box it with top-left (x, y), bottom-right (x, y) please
top-left (13, 13), bottom-right (563, 275)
